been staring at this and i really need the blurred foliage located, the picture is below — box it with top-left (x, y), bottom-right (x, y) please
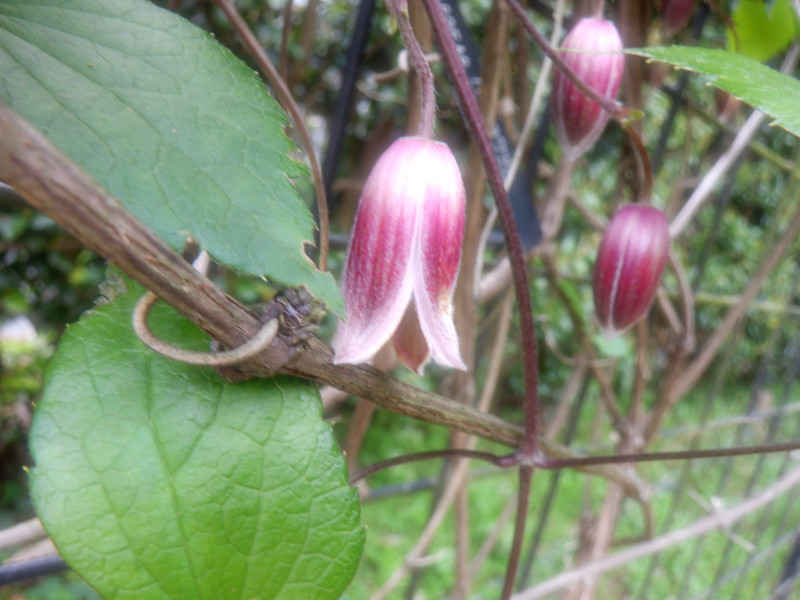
top-left (0, 207), bottom-right (104, 329)
top-left (1, 199), bottom-right (105, 521)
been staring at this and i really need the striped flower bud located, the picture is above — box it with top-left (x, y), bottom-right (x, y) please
top-left (592, 205), bottom-right (670, 333)
top-left (551, 18), bottom-right (624, 161)
top-left (332, 136), bottom-right (466, 373)
top-left (658, 0), bottom-right (695, 37)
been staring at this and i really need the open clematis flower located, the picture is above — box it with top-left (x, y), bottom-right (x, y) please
top-left (332, 136), bottom-right (467, 373)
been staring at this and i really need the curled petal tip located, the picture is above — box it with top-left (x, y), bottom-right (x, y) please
top-left (393, 306), bottom-right (431, 374)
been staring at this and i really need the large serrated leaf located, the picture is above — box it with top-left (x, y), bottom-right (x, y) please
top-left (29, 280), bottom-right (363, 600)
top-left (0, 0), bottom-right (343, 315)
top-left (631, 46), bottom-right (800, 139)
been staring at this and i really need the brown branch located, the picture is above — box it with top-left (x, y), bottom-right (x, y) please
top-left (0, 102), bottom-right (643, 492)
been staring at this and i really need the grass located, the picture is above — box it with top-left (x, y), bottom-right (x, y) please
top-left (344, 377), bottom-right (800, 599)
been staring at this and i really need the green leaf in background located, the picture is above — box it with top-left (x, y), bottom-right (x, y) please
top-left (630, 46), bottom-right (800, 139)
top-left (29, 279), bottom-right (364, 600)
top-left (726, 0), bottom-right (797, 63)
top-left (0, 0), bottom-right (343, 315)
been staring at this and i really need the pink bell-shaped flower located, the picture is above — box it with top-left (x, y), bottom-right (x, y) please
top-left (551, 18), bottom-right (624, 161)
top-left (592, 205), bottom-right (670, 333)
top-left (332, 136), bottom-right (467, 373)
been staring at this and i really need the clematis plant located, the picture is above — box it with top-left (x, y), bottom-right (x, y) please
top-left (332, 136), bottom-right (467, 373)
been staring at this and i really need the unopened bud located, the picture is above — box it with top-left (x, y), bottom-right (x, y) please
top-left (551, 18), bottom-right (624, 161)
top-left (593, 205), bottom-right (670, 333)
top-left (658, 0), bottom-right (695, 37)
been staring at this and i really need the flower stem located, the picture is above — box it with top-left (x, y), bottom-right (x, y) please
top-left (213, 0), bottom-right (331, 268)
top-left (387, 0), bottom-right (436, 138)
top-left (421, 0), bottom-right (540, 458)
top-left (535, 441), bottom-right (800, 470)
top-left (501, 465), bottom-right (534, 598)
top-left (349, 448), bottom-right (511, 484)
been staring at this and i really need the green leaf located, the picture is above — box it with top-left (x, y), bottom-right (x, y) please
top-left (630, 46), bottom-right (800, 139)
top-left (30, 280), bottom-right (364, 600)
top-left (727, 0), bottom-right (796, 62)
top-left (0, 0), bottom-right (343, 315)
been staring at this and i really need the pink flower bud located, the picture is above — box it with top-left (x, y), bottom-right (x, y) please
top-left (333, 136), bottom-right (466, 373)
top-left (551, 18), bottom-right (624, 161)
top-left (592, 205), bottom-right (670, 333)
top-left (658, 0), bottom-right (695, 37)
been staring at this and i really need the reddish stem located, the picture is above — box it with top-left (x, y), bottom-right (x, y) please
top-left (536, 441), bottom-right (800, 470)
top-left (387, 0), bottom-right (436, 138)
top-left (501, 465), bottom-right (534, 598)
top-left (420, 0), bottom-right (540, 459)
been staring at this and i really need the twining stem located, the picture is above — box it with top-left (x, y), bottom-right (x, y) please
top-left (420, 2), bottom-right (542, 596)
top-left (349, 449), bottom-right (512, 485)
top-left (132, 292), bottom-right (279, 366)
top-left (420, 0), bottom-right (540, 459)
top-left (501, 465), bottom-right (534, 597)
top-left (538, 441), bottom-right (800, 469)
top-left (387, 0), bottom-right (436, 138)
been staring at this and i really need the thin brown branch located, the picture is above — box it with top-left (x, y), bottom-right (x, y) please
top-left (668, 247), bottom-right (696, 351)
top-left (0, 519), bottom-right (45, 553)
top-left (279, 0), bottom-right (293, 80)
top-left (343, 399), bottom-right (376, 475)
top-left (589, 362), bottom-right (626, 432)
top-left (212, 0), bottom-right (330, 270)
top-left (669, 44), bottom-right (799, 238)
top-left (469, 493), bottom-right (518, 576)
top-left (368, 454), bottom-right (474, 600)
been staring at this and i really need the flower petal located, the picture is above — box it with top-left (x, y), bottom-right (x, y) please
top-left (392, 304), bottom-right (430, 374)
top-left (332, 138), bottom-right (425, 365)
top-left (412, 141), bottom-right (467, 371)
